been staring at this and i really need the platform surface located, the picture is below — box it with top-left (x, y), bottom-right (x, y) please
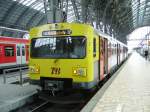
top-left (0, 84), bottom-right (40, 112)
top-left (82, 52), bottom-right (150, 112)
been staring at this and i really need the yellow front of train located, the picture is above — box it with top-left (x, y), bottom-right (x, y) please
top-left (29, 23), bottom-right (96, 91)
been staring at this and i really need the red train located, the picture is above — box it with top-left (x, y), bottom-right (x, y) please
top-left (0, 36), bottom-right (29, 70)
top-left (98, 34), bottom-right (128, 80)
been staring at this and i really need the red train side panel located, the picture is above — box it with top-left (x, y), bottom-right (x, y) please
top-left (0, 36), bottom-right (29, 69)
top-left (0, 44), bottom-right (16, 63)
top-left (99, 37), bottom-right (128, 80)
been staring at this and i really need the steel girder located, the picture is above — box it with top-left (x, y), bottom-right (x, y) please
top-left (70, 0), bottom-right (80, 21)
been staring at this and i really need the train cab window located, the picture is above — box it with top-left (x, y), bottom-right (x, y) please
top-left (17, 46), bottom-right (20, 56)
top-left (93, 38), bottom-right (96, 57)
top-left (5, 46), bottom-right (14, 57)
top-left (22, 46), bottom-right (25, 56)
top-left (31, 37), bottom-right (86, 58)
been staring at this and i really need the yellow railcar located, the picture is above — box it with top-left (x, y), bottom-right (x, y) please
top-left (29, 23), bottom-right (127, 92)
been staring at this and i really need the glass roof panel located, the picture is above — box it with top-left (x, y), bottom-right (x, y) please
top-left (22, 0), bottom-right (31, 5)
top-left (147, 2), bottom-right (150, 5)
top-left (11, 0), bottom-right (78, 22)
top-left (26, 0), bottom-right (37, 6)
top-left (19, 0), bottom-right (25, 3)
top-left (145, 11), bottom-right (150, 14)
top-left (146, 8), bottom-right (150, 11)
top-left (35, 4), bottom-right (44, 10)
top-left (12, 0), bottom-right (44, 12)
top-left (131, 0), bottom-right (150, 28)
top-left (33, 3), bottom-right (43, 9)
top-left (140, 0), bottom-right (146, 4)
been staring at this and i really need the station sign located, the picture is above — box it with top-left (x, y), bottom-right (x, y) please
top-left (42, 29), bottom-right (72, 36)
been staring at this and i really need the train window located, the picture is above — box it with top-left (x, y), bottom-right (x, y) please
top-left (93, 38), bottom-right (96, 57)
top-left (31, 37), bottom-right (86, 59)
top-left (5, 46), bottom-right (14, 57)
top-left (22, 46), bottom-right (25, 56)
top-left (17, 46), bottom-right (20, 56)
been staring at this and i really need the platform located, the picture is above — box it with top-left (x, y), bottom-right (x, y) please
top-left (0, 84), bottom-right (40, 112)
top-left (82, 52), bottom-right (150, 112)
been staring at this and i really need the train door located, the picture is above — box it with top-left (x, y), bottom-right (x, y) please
top-left (0, 45), bottom-right (3, 64)
top-left (100, 38), bottom-right (104, 80)
top-left (108, 41), bottom-right (111, 73)
top-left (26, 45), bottom-right (29, 63)
top-left (104, 38), bottom-right (108, 76)
top-left (99, 38), bottom-right (108, 80)
top-left (21, 44), bottom-right (26, 64)
top-left (117, 44), bottom-right (120, 65)
top-left (16, 44), bottom-right (21, 65)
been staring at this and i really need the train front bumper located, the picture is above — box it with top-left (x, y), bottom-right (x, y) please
top-left (30, 77), bottom-right (97, 90)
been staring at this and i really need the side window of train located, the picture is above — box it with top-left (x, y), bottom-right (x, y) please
top-left (93, 38), bottom-right (96, 57)
top-left (17, 46), bottom-right (20, 56)
top-left (22, 46), bottom-right (25, 56)
top-left (5, 46), bottom-right (14, 57)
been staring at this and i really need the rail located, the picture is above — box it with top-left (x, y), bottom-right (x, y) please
top-left (3, 66), bottom-right (28, 85)
top-left (30, 101), bottom-right (49, 112)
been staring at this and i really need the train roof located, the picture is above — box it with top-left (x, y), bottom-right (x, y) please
top-left (95, 29), bottom-right (128, 48)
top-left (0, 36), bottom-right (29, 43)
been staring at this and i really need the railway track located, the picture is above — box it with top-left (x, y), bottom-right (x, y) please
top-left (30, 101), bottom-right (50, 112)
top-left (29, 98), bottom-right (88, 112)
top-left (12, 91), bottom-right (93, 112)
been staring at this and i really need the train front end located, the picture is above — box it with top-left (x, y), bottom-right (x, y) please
top-left (29, 23), bottom-right (95, 92)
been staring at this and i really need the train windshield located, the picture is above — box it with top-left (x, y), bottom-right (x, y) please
top-left (31, 37), bottom-right (86, 58)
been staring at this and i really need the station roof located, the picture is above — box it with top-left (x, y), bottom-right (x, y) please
top-left (0, 0), bottom-right (150, 43)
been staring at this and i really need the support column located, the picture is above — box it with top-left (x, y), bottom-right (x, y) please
top-left (43, 0), bottom-right (66, 23)
top-left (81, 0), bottom-right (88, 23)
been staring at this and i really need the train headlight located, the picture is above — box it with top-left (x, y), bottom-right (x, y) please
top-left (29, 65), bottom-right (40, 74)
top-left (73, 68), bottom-right (86, 77)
